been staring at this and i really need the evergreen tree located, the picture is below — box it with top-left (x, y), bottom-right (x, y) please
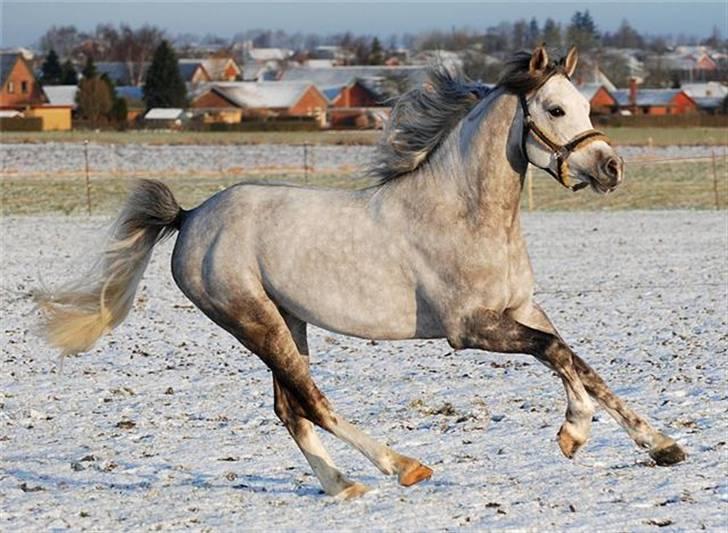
top-left (143, 40), bottom-right (187, 109)
top-left (60, 60), bottom-right (78, 84)
top-left (368, 37), bottom-right (384, 65)
top-left (41, 49), bottom-right (63, 84)
top-left (542, 18), bottom-right (562, 48)
top-left (526, 18), bottom-right (541, 48)
top-left (567, 10), bottom-right (600, 50)
top-left (81, 55), bottom-right (96, 79)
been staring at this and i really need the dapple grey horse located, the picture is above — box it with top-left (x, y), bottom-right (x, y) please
top-left (37, 46), bottom-right (686, 499)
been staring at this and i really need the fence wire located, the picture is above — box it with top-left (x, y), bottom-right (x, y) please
top-left (1, 144), bottom-right (726, 215)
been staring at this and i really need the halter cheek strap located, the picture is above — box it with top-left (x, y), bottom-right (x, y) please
top-left (519, 94), bottom-right (611, 191)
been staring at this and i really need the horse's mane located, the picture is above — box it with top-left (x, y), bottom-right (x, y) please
top-left (371, 49), bottom-right (568, 183)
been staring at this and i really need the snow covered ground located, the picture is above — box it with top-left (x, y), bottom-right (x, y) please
top-left (1, 211), bottom-right (726, 530)
top-left (1, 143), bottom-right (719, 177)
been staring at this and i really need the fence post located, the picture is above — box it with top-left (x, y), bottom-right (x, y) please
top-left (527, 166), bottom-right (533, 212)
top-left (712, 150), bottom-right (720, 210)
top-left (303, 143), bottom-right (309, 184)
top-left (84, 139), bottom-right (91, 215)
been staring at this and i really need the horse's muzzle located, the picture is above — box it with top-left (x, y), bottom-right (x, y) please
top-left (592, 156), bottom-right (624, 193)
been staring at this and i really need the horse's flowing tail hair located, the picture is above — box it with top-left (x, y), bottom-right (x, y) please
top-left (35, 179), bottom-right (184, 357)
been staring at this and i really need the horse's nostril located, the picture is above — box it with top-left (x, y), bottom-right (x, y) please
top-left (604, 157), bottom-right (620, 180)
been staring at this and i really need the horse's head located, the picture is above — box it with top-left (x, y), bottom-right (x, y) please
top-left (518, 46), bottom-right (623, 193)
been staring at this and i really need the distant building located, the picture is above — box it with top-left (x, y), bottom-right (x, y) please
top-left (613, 79), bottom-right (699, 115)
top-left (177, 61), bottom-right (211, 84)
top-left (1, 52), bottom-right (47, 108)
top-left (0, 52), bottom-right (71, 130)
top-left (179, 58), bottom-right (241, 82)
top-left (280, 65), bottom-right (430, 99)
top-left (577, 84), bottom-right (618, 115)
top-left (682, 82), bottom-right (727, 114)
top-left (144, 107), bottom-right (190, 128)
top-left (43, 85), bottom-right (78, 110)
top-left (248, 48), bottom-right (293, 64)
top-left (190, 81), bottom-right (328, 126)
top-left (96, 62), bottom-right (142, 86)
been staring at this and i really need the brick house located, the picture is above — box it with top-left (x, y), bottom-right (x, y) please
top-left (0, 52), bottom-right (72, 130)
top-left (578, 84), bottom-right (618, 115)
top-left (614, 80), bottom-right (699, 115)
top-left (190, 82), bottom-right (328, 126)
top-left (0, 52), bottom-right (47, 108)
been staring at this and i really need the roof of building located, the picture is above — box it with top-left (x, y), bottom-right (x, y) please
top-left (96, 62), bottom-right (134, 85)
top-left (280, 65), bottom-right (429, 98)
top-left (681, 82), bottom-right (728, 98)
top-left (248, 48), bottom-right (293, 62)
top-left (145, 108), bottom-right (186, 120)
top-left (115, 85), bottom-right (144, 103)
top-left (0, 53), bottom-right (20, 86)
top-left (693, 96), bottom-right (724, 110)
top-left (578, 83), bottom-right (612, 102)
top-left (179, 58), bottom-right (240, 81)
top-left (43, 85), bottom-right (78, 107)
top-left (613, 88), bottom-right (690, 107)
top-left (322, 85), bottom-right (345, 101)
top-left (177, 61), bottom-right (199, 82)
top-left (206, 81), bottom-right (320, 109)
top-left (282, 65), bottom-right (428, 85)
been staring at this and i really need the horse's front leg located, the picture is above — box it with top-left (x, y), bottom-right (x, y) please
top-left (448, 307), bottom-right (594, 459)
top-left (510, 302), bottom-right (686, 466)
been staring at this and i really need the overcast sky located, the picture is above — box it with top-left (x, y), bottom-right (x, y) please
top-left (1, 1), bottom-right (726, 48)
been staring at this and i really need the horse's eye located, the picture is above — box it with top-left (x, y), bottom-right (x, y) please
top-left (548, 107), bottom-right (565, 118)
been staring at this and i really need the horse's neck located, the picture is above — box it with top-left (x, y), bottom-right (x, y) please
top-left (392, 91), bottom-right (526, 232)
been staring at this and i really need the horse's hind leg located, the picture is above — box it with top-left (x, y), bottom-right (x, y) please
top-left (231, 291), bottom-right (432, 489)
top-left (272, 313), bottom-right (368, 498)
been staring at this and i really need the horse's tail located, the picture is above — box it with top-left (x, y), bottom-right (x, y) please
top-left (35, 179), bottom-right (185, 357)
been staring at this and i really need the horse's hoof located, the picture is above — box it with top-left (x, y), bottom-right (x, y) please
top-left (650, 442), bottom-right (687, 466)
top-left (398, 463), bottom-right (434, 487)
top-left (336, 481), bottom-right (371, 500)
top-left (557, 424), bottom-right (586, 459)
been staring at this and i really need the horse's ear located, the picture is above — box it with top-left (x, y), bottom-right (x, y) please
top-left (529, 45), bottom-right (549, 75)
top-left (564, 46), bottom-right (578, 78)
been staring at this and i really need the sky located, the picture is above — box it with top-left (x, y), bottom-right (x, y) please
top-left (1, 1), bottom-right (726, 48)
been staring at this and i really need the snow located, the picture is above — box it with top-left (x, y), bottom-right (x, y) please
top-left (1, 143), bottom-right (718, 178)
top-left (1, 211), bottom-right (726, 530)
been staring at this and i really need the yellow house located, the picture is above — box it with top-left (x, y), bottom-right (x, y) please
top-left (26, 106), bottom-right (72, 130)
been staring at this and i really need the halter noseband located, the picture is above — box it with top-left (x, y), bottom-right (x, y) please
top-left (519, 74), bottom-right (611, 191)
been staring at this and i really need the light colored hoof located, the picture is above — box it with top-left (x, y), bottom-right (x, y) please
top-left (650, 441), bottom-right (687, 466)
top-left (398, 462), bottom-right (434, 487)
top-left (335, 482), bottom-right (371, 500)
top-left (557, 424), bottom-right (586, 459)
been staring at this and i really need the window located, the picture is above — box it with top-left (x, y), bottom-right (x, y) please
top-left (7, 81), bottom-right (14, 93)
top-left (21, 81), bottom-right (28, 93)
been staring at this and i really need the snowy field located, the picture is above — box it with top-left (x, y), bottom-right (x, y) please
top-left (1, 211), bottom-right (727, 530)
top-left (1, 143), bottom-right (719, 177)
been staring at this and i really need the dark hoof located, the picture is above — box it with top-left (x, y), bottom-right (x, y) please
top-left (650, 443), bottom-right (687, 466)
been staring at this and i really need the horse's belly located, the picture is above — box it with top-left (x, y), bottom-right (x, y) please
top-left (263, 266), bottom-right (423, 340)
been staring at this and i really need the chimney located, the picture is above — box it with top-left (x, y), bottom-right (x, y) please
top-left (629, 77), bottom-right (638, 109)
